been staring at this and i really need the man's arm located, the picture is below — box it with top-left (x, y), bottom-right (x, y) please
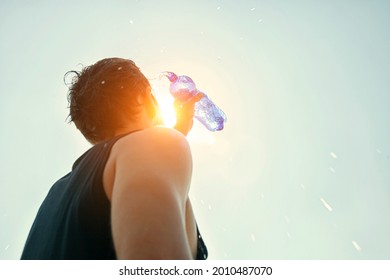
top-left (110, 127), bottom-right (193, 259)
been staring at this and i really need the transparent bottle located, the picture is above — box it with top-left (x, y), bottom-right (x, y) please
top-left (161, 71), bottom-right (227, 131)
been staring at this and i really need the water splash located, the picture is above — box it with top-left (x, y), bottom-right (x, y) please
top-left (352, 240), bottom-right (362, 252)
top-left (320, 198), bottom-right (333, 212)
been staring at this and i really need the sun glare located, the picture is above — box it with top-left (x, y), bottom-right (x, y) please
top-left (151, 80), bottom-right (177, 127)
top-left (149, 77), bottom-right (218, 146)
top-left (155, 93), bottom-right (177, 127)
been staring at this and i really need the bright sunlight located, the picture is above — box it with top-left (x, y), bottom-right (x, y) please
top-left (150, 80), bottom-right (177, 127)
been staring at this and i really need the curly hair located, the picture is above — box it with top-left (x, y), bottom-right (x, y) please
top-left (65, 58), bottom-right (152, 143)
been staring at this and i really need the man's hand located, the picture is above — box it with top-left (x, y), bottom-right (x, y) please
top-left (174, 93), bottom-right (204, 136)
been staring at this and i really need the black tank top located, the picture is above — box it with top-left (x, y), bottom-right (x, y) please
top-left (21, 132), bottom-right (208, 260)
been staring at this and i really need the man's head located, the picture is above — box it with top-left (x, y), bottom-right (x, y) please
top-left (66, 58), bottom-right (159, 144)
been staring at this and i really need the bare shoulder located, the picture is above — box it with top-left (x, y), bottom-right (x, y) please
top-left (115, 126), bottom-right (190, 156)
top-left (111, 126), bottom-right (193, 199)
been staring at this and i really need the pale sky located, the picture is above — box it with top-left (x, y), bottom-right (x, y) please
top-left (1, 0), bottom-right (390, 259)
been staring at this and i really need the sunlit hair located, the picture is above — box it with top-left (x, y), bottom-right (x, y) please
top-left (65, 58), bottom-right (153, 144)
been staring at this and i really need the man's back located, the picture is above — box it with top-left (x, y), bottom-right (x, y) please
top-left (21, 133), bottom-right (123, 259)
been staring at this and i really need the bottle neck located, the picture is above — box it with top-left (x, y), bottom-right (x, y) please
top-left (164, 71), bottom-right (178, 82)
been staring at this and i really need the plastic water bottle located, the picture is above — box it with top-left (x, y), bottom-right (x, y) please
top-left (161, 71), bottom-right (227, 131)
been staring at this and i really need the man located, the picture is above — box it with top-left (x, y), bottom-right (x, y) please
top-left (21, 58), bottom-right (208, 260)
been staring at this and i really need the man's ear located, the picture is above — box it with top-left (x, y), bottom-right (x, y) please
top-left (136, 93), bottom-right (144, 105)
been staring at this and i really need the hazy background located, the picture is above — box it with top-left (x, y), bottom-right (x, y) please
top-left (1, 0), bottom-right (389, 259)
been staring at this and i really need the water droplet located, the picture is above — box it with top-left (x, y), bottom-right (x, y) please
top-left (129, 20), bottom-right (134, 24)
top-left (4, 245), bottom-right (9, 251)
top-left (217, 56), bottom-right (222, 60)
top-left (320, 198), bottom-right (333, 212)
top-left (329, 167), bottom-right (336, 173)
top-left (286, 232), bottom-right (292, 239)
top-left (258, 19), bottom-right (263, 23)
top-left (330, 152), bottom-right (338, 159)
top-left (200, 31), bottom-right (204, 36)
top-left (352, 240), bottom-right (362, 251)
top-left (260, 193), bottom-right (265, 199)
top-left (284, 215), bottom-right (291, 224)
top-left (208, 204), bottom-right (212, 210)
top-left (250, 233), bottom-right (256, 242)
top-left (101, 80), bottom-right (105, 85)
top-left (200, 199), bottom-right (205, 205)
top-left (251, 7), bottom-right (256, 11)
top-left (217, 6), bottom-right (221, 10)
top-left (117, 67), bottom-right (122, 70)
top-left (300, 183), bottom-right (305, 189)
